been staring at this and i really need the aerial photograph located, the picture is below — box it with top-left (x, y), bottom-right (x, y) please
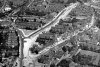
top-left (0, 0), bottom-right (100, 67)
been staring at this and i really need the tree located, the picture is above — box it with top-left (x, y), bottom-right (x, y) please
top-left (95, 19), bottom-right (100, 29)
top-left (29, 44), bottom-right (41, 54)
top-left (57, 59), bottom-right (69, 67)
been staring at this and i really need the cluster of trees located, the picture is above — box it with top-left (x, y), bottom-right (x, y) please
top-left (72, 53), bottom-right (97, 66)
top-left (7, 0), bottom-right (30, 9)
top-left (0, 0), bottom-right (4, 8)
top-left (36, 33), bottom-right (55, 47)
top-left (79, 42), bottom-right (100, 53)
top-left (0, 29), bottom-right (19, 67)
top-left (0, 30), bottom-right (8, 51)
top-left (49, 18), bottom-right (76, 36)
top-left (7, 30), bottom-right (19, 50)
top-left (25, 8), bottom-right (47, 16)
top-left (7, 0), bottom-right (47, 17)
top-left (78, 31), bottom-right (100, 53)
top-left (0, 0), bottom-right (29, 19)
top-left (0, 30), bottom-right (19, 57)
top-left (49, 25), bottom-right (67, 35)
top-left (46, 0), bottom-right (82, 4)
top-left (15, 17), bottom-right (46, 30)
top-left (37, 54), bottom-right (52, 64)
top-left (95, 18), bottom-right (100, 29)
top-left (36, 47), bottom-right (71, 66)
top-left (30, 32), bottom-right (56, 55)
top-left (29, 44), bottom-right (42, 54)
top-left (56, 59), bottom-right (72, 67)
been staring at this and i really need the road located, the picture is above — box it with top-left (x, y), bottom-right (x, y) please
top-left (31, 13), bottom-right (95, 57)
top-left (21, 3), bottom-right (79, 38)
